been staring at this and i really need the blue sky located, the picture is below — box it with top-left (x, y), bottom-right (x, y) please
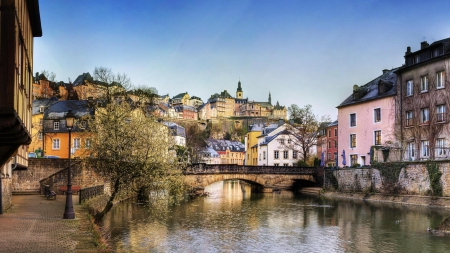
top-left (34, 0), bottom-right (450, 118)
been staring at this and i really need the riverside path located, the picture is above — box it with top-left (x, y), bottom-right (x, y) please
top-left (0, 194), bottom-right (98, 252)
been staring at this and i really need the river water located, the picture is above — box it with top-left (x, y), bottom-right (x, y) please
top-left (103, 180), bottom-right (450, 253)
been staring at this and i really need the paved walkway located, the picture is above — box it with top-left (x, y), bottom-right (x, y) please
top-left (0, 194), bottom-right (98, 252)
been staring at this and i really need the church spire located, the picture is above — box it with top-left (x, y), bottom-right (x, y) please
top-left (268, 91), bottom-right (272, 104)
top-left (236, 79), bottom-right (243, 99)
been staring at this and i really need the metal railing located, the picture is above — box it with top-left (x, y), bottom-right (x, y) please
top-left (372, 147), bottom-right (450, 162)
top-left (184, 164), bottom-right (317, 175)
top-left (79, 185), bottom-right (104, 204)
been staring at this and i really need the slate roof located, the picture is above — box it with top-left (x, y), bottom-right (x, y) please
top-left (337, 68), bottom-right (398, 108)
top-left (73, 73), bottom-right (94, 86)
top-left (163, 122), bottom-right (186, 138)
top-left (207, 139), bottom-right (245, 152)
top-left (44, 100), bottom-right (94, 120)
top-left (172, 92), bottom-right (188, 99)
top-left (32, 98), bottom-right (59, 115)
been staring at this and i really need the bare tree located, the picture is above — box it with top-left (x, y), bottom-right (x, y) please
top-left (285, 104), bottom-right (331, 163)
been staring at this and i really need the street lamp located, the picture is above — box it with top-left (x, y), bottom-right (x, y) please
top-left (63, 110), bottom-right (75, 219)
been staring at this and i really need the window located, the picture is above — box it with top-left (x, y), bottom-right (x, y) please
top-left (350, 154), bottom-right (358, 166)
top-left (280, 139), bottom-right (285, 144)
top-left (283, 151), bottom-right (288, 159)
top-left (413, 55), bottom-right (420, 64)
top-left (437, 105), bottom-right (446, 122)
top-left (420, 108), bottom-right (429, 124)
top-left (406, 111), bottom-right (414, 126)
top-left (38, 131), bottom-right (43, 140)
top-left (293, 151), bottom-right (298, 159)
top-left (52, 138), bottom-right (60, 150)
top-left (374, 108), bottom-right (381, 122)
top-left (283, 163), bottom-right (289, 167)
top-left (436, 138), bottom-right (446, 157)
top-left (407, 142), bottom-right (415, 161)
top-left (406, 80), bottom-right (413, 96)
top-left (334, 152), bottom-right (338, 159)
top-left (263, 151), bottom-right (266, 160)
top-left (432, 49), bottom-right (439, 58)
top-left (334, 140), bottom-right (338, 148)
top-left (350, 134), bottom-right (356, 148)
top-left (334, 128), bottom-right (337, 136)
top-left (79, 121), bottom-right (87, 129)
top-left (420, 76), bottom-right (428, 92)
top-left (374, 130), bottom-right (381, 145)
top-left (327, 152), bottom-right (331, 160)
top-left (54, 121), bottom-right (60, 130)
top-left (328, 141), bottom-right (331, 149)
top-left (287, 139), bottom-right (291, 144)
top-left (328, 130), bottom-right (331, 137)
top-left (421, 140), bottom-right (429, 158)
top-left (259, 154), bottom-right (261, 161)
top-left (39, 119), bottom-right (43, 125)
top-left (436, 71), bottom-right (445, 89)
top-left (39, 106), bottom-right (44, 113)
top-left (74, 138), bottom-right (81, 149)
top-left (274, 151), bottom-right (279, 159)
top-left (350, 113), bottom-right (356, 127)
top-left (274, 163), bottom-right (279, 166)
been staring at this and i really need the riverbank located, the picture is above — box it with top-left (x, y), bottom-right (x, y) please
top-left (321, 191), bottom-right (450, 235)
top-left (322, 191), bottom-right (450, 208)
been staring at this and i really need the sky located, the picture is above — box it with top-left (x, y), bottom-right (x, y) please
top-left (34, 0), bottom-right (450, 119)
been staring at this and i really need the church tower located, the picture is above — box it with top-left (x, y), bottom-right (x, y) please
top-left (236, 80), bottom-right (243, 99)
top-left (268, 91), bottom-right (272, 104)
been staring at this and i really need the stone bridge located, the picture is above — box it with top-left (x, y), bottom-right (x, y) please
top-left (183, 164), bottom-right (320, 193)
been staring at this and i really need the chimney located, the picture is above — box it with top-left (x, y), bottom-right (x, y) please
top-left (405, 46), bottom-right (411, 56)
top-left (382, 69), bottom-right (389, 74)
top-left (421, 41), bottom-right (429, 49)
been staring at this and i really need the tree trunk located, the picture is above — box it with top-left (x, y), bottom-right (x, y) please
top-left (94, 178), bottom-right (120, 223)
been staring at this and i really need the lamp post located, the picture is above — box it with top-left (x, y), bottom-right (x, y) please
top-left (63, 110), bottom-right (75, 219)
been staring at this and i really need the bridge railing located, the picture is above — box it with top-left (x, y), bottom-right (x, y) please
top-left (184, 164), bottom-right (317, 175)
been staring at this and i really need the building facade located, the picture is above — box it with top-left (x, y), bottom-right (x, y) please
top-left (396, 39), bottom-right (450, 161)
top-left (337, 69), bottom-right (398, 166)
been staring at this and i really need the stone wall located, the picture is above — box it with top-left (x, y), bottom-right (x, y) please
top-left (1, 178), bottom-right (12, 212)
top-left (12, 158), bottom-right (68, 192)
top-left (324, 161), bottom-right (450, 196)
top-left (39, 163), bottom-right (106, 194)
top-left (12, 158), bottom-right (107, 194)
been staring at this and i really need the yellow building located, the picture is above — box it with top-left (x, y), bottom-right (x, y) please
top-left (244, 125), bottom-right (263, 165)
top-left (171, 92), bottom-right (190, 106)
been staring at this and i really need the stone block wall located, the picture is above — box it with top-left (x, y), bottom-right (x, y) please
top-left (12, 158), bottom-right (106, 194)
top-left (40, 163), bottom-right (106, 194)
top-left (324, 161), bottom-right (450, 196)
top-left (1, 178), bottom-right (12, 212)
top-left (12, 158), bottom-right (68, 192)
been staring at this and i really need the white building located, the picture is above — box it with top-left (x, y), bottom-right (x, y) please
top-left (256, 124), bottom-right (305, 166)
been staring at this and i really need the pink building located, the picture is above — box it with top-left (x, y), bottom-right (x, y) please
top-left (337, 69), bottom-right (398, 167)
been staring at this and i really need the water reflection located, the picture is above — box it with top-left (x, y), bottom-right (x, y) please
top-left (103, 180), bottom-right (450, 253)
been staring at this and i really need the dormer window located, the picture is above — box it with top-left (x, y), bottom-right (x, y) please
top-left (431, 49), bottom-right (440, 58)
top-left (413, 55), bottom-right (420, 64)
top-left (79, 120), bottom-right (87, 129)
top-left (39, 106), bottom-right (45, 113)
top-left (54, 121), bottom-right (60, 130)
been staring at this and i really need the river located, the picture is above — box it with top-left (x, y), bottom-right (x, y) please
top-left (103, 180), bottom-right (450, 253)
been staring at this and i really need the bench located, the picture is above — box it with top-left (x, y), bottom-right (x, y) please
top-left (59, 185), bottom-right (81, 195)
top-left (44, 186), bottom-right (57, 200)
